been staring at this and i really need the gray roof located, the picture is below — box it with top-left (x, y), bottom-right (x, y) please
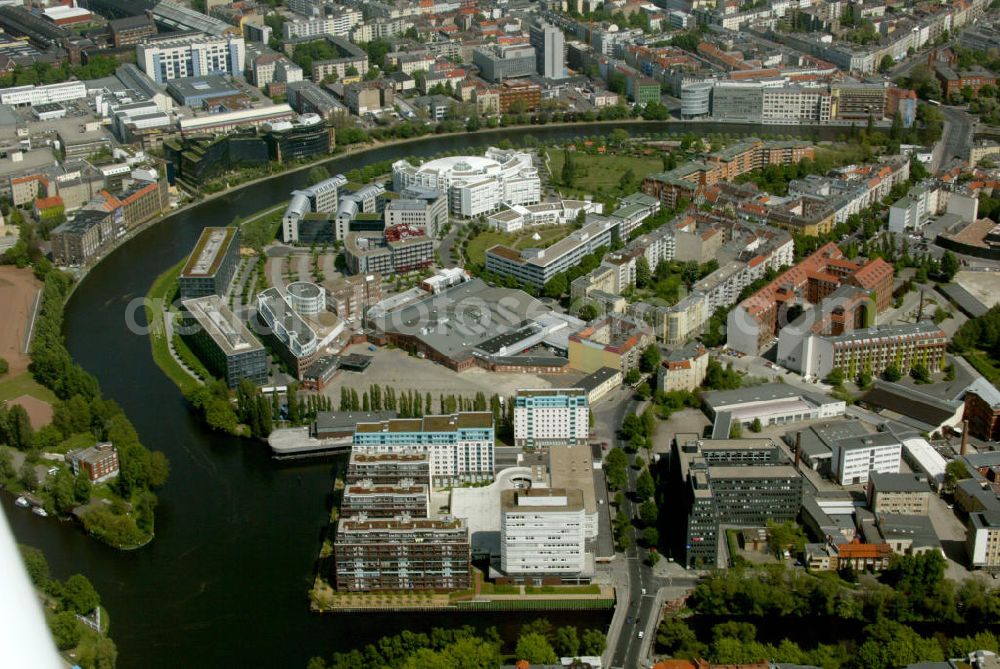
top-left (316, 411), bottom-right (397, 432)
top-left (869, 471), bottom-right (930, 494)
top-left (786, 420), bottom-right (869, 461)
top-left (370, 278), bottom-right (551, 363)
top-left (704, 382), bottom-right (837, 410)
top-left (575, 366), bottom-right (621, 393)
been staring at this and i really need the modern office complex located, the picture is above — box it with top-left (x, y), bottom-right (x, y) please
top-left (343, 225), bottom-right (433, 277)
top-left (384, 187), bottom-right (448, 239)
top-left (351, 413), bottom-right (495, 485)
top-left (473, 43), bottom-right (537, 82)
top-left (333, 517), bottom-right (471, 591)
top-left (137, 33), bottom-right (246, 83)
top-left (487, 216), bottom-right (619, 289)
top-left (281, 174), bottom-right (348, 243)
top-left (500, 488), bottom-right (587, 578)
top-left (674, 433), bottom-right (803, 569)
top-left (178, 227), bottom-right (241, 300)
top-left (255, 284), bottom-right (345, 377)
top-left (391, 148), bottom-right (540, 217)
top-left (513, 389), bottom-right (590, 448)
top-left (181, 295), bottom-right (268, 388)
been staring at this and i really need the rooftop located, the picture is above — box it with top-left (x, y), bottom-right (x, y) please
top-left (181, 295), bottom-right (263, 357)
top-left (180, 227), bottom-right (237, 278)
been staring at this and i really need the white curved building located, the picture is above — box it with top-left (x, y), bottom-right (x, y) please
top-left (392, 147), bottom-right (540, 217)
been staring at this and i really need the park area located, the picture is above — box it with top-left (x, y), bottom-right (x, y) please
top-left (0, 266), bottom-right (54, 427)
top-left (464, 225), bottom-right (569, 266)
top-left (545, 148), bottom-right (663, 198)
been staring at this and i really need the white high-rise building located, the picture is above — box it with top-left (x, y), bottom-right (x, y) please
top-left (529, 22), bottom-right (565, 79)
top-left (501, 488), bottom-right (586, 576)
top-left (137, 34), bottom-right (246, 83)
top-left (513, 389), bottom-right (589, 447)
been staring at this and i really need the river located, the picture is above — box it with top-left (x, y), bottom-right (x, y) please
top-left (4, 121), bottom-right (848, 668)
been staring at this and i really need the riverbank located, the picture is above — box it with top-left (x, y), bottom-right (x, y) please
top-left (145, 259), bottom-right (205, 396)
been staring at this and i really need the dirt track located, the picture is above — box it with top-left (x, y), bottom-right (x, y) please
top-left (0, 266), bottom-right (42, 376)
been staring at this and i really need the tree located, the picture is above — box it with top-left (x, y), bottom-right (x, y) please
top-left (308, 166), bottom-right (330, 185)
top-left (635, 256), bottom-right (651, 288)
top-left (561, 149), bottom-right (576, 187)
top-left (729, 422), bottom-right (742, 439)
top-left (625, 368), bottom-right (641, 385)
top-left (554, 626), bottom-right (580, 656)
top-left (640, 344), bottom-right (661, 373)
top-left (642, 526), bottom-right (659, 547)
top-left (18, 545), bottom-right (50, 587)
top-left (636, 469), bottom-right (655, 500)
top-left (882, 363), bottom-right (902, 382)
top-left (62, 574), bottom-right (100, 615)
top-left (750, 417), bottom-right (762, 433)
top-left (5, 403), bottom-right (34, 450)
top-left (49, 611), bottom-right (83, 650)
top-left (578, 303), bottom-right (599, 321)
top-left (909, 362), bottom-right (930, 383)
top-left (945, 460), bottom-right (970, 489)
top-left (0, 356), bottom-right (7, 376)
top-left (939, 250), bottom-right (959, 282)
top-left (825, 368), bottom-right (845, 386)
top-left (879, 54), bottom-right (895, 72)
top-left (515, 632), bottom-right (558, 664)
top-left (581, 629), bottom-right (607, 656)
top-left (657, 618), bottom-right (703, 657)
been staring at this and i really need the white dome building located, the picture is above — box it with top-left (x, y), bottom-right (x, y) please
top-left (392, 147), bottom-right (541, 218)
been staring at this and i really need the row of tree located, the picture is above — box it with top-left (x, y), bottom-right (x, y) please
top-left (306, 619), bottom-right (606, 669)
top-left (19, 545), bottom-right (117, 668)
top-left (688, 554), bottom-right (1000, 626)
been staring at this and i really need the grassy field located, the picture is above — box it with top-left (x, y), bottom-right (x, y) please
top-left (145, 260), bottom-right (203, 395)
top-left (964, 351), bottom-right (1000, 385)
top-left (465, 226), bottom-right (568, 266)
top-left (546, 149), bottom-right (662, 196)
top-left (0, 372), bottom-right (58, 403)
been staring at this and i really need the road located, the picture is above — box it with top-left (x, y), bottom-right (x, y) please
top-left (931, 105), bottom-right (974, 173)
top-left (438, 224), bottom-right (461, 268)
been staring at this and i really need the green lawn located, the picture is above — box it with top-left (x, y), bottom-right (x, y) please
top-left (0, 372), bottom-right (58, 403)
top-left (145, 260), bottom-right (204, 395)
top-left (465, 226), bottom-right (568, 266)
top-left (546, 149), bottom-right (662, 196)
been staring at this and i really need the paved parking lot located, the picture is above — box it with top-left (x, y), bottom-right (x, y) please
top-left (955, 270), bottom-right (1000, 310)
top-left (319, 343), bottom-right (582, 402)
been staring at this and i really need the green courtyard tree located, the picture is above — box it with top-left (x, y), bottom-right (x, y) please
top-left (561, 149), bottom-right (577, 186)
top-left (554, 626), bottom-right (580, 656)
top-left (581, 629), bottom-right (607, 656)
top-left (640, 344), bottom-right (661, 373)
top-left (636, 256), bottom-right (652, 288)
top-left (515, 632), bottom-right (558, 664)
top-left (636, 469), bottom-right (655, 500)
top-left (939, 250), bottom-right (960, 282)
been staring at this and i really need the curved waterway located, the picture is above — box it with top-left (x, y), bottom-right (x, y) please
top-left (5, 121), bottom-right (846, 668)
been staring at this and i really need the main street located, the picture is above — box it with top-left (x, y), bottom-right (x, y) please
top-left (600, 394), bottom-right (700, 669)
